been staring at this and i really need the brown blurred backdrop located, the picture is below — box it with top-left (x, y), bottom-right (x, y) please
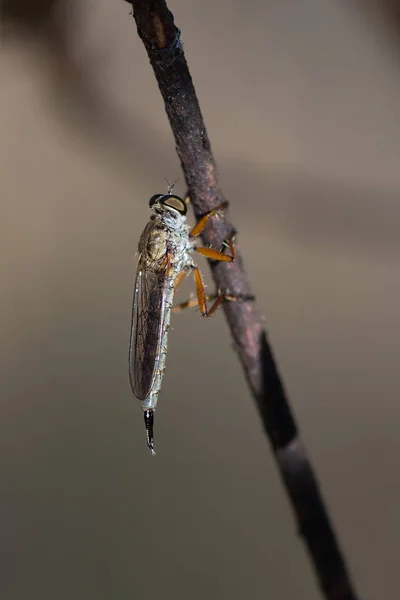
top-left (1, 1), bottom-right (400, 598)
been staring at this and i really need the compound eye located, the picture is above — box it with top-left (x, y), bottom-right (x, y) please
top-left (149, 194), bottom-right (163, 208)
top-left (162, 194), bottom-right (187, 215)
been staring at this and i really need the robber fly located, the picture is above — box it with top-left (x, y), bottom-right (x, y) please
top-left (129, 185), bottom-right (237, 454)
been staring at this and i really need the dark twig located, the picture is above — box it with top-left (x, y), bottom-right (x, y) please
top-left (126, 2), bottom-right (360, 599)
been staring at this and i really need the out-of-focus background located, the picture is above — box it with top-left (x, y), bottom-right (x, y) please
top-left (1, 1), bottom-right (400, 598)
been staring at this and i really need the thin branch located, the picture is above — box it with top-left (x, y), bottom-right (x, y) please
top-left (126, 2), bottom-right (361, 599)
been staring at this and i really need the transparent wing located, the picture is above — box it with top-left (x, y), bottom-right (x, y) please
top-left (129, 259), bottom-right (169, 400)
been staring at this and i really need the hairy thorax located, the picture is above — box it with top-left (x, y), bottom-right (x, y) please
top-left (138, 216), bottom-right (190, 272)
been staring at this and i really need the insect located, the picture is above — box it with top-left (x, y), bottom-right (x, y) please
top-left (129, 185), bottom-right (238, 455)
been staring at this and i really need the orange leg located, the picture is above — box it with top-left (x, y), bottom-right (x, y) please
top-left (173, 263), bottom-right (254, 317)
top-left (194, 231), bottom-right (236, 263)
top-left (188, 200), bottom-right (236, 262)
top-left (189, 202), bottom-right (229, 238)
top-left (174, 269), bottom-right (188, 292)
top-left (172, 297), bottom-right (200, 313)
top-left (172, 267), bottom-right (211, 316)
top-left (192, 267), bottom-right (225, 317)
top-left (193, 267), bottom-right (208, 316)
top-left (171, 266), bottom-right (197, 314)
top-left (172, 289), bottom-right (255, 314)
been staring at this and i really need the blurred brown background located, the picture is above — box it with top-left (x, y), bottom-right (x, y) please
top-left (1, 1), bottom-right (400, 598)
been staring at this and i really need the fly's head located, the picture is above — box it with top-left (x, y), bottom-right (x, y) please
top-left (149, 193), bottom-right (187, 229)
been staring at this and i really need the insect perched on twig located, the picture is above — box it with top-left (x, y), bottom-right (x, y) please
top-left (129, 184), bottom-right (241, 455)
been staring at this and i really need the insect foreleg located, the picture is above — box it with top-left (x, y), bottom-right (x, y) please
top-left (189, 201), bottom-right (229, 238)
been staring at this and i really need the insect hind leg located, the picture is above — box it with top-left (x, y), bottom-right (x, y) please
top-left (172, 262), bottom-right (255, 316)
top-left (203, 288), bottom-right (255, 317)
top-left (172, 290), bottom-right (255, 315)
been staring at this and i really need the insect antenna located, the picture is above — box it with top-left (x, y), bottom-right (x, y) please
top-left (164, 177), bottom-right (180, 195)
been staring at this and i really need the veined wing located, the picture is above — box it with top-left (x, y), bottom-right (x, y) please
top-left (129, 257), bottom-right (169, 400)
